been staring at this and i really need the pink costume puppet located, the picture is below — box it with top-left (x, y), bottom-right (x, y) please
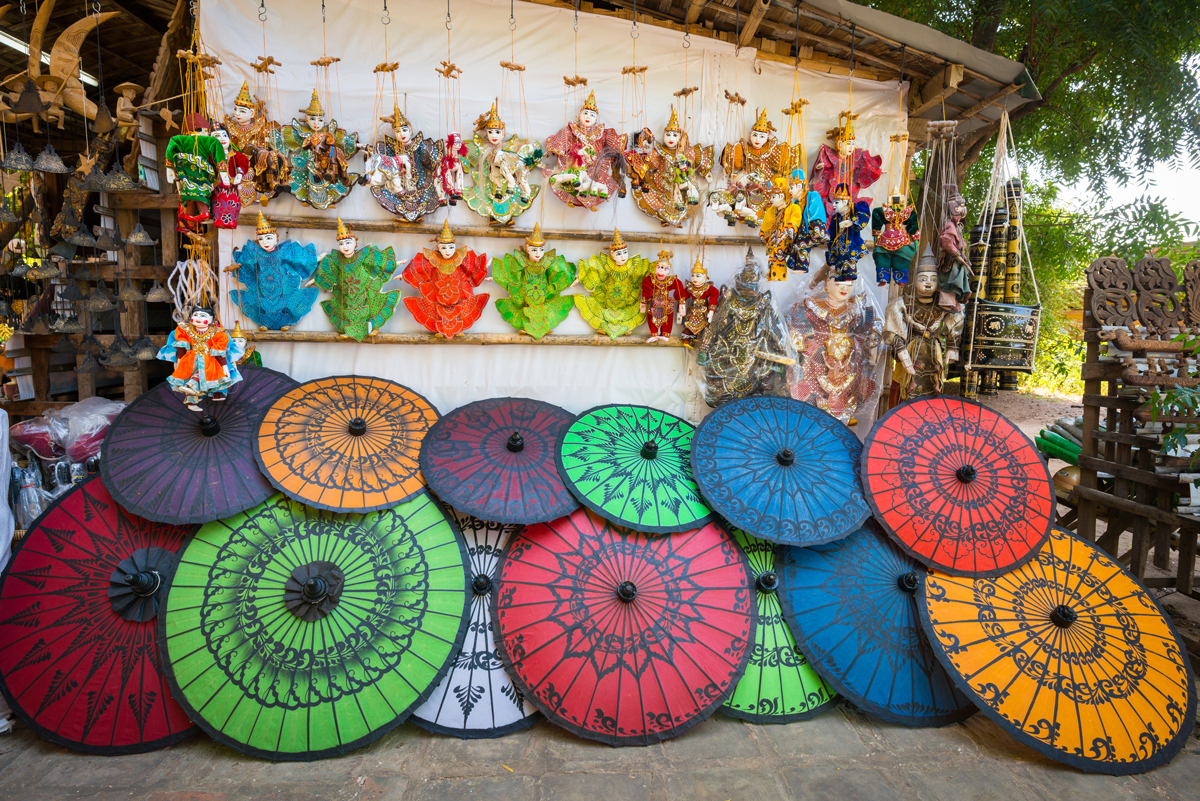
top-left (545, 91), bottom-right (627, 211)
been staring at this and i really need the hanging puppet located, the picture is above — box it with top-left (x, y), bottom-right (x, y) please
top-left (165, 113), bottom-right (227, 234)
top-left (223, 81), bottom-right (289, 206)
top-left (624, 106), bottom-right (714, 228)
top-left (157, 305), bottom-right (245, 411)
top-left (227, 213), bottom-right (318, 331)
top-left (574, 228), bottom-right (650, 340)
top-left (492, 223), bottom-right (576, 340)
top-left (883, 249), bottom-right (965, 401)
top-left (696, 248), bottom-right (793, 407)
top-left (811, 112), bottom-right (882, 219)
top-left (545, 91), bottom-right (626, 211)
top-left (640, 245), bottom-right (684, 343)
top-left (678, 256), bottom-right (719, 346)
top-left (936, 185), bottom-right (972, 310)
top-left (827, 184), bottom-right (870, 281)
top-left (459, 101), bottom-right (542, 225)
top-left (785, 264), bottom-right (883, 426)
top-left (391, 220), bottom-right (489, 339)
top-left (365, 104), bottom-right (446, 222)
top-left (210, 123), bottom-right (250, 229)
top-left (280, 89), bottom-right (359, 209)
top-left (710, 108), bottom-right (790, 228)
top-left (871, 193), bottom-right (919, 286)
top-left (311, 218), bottom-right (400, 341)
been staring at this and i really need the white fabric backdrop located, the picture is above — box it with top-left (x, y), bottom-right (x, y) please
top-left (200, 0), bottom-right (906, 419)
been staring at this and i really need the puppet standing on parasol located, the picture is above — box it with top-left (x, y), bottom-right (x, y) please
top-left (280, 89), bottom-right (359, 209)
top-left (156, 305), bottom-right (245, 411)
top-left (311, 218), bottom-right (399, 341)
top-left (492, 224), bottom-right (576, 340)
top-left (392, 220), bottom-right (489, 339)
top-left (574, 229), bottom-right (649, 339)
top-left (227, 213), bottom-right (318, 331)
top-left (624, 106), bottom-right (714, 228)
top-left (545, 91), bottom-right (626, 210)
top-left (458, 101), bottom-right (541, 225)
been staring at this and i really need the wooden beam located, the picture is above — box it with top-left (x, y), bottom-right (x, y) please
top-left (957, 83), bottom-right (1020, 121)
top-left (739, 0), bottom-right (771, 47)
top-left (910, 63), bottom-right (965, 117)
top-left (107, 191), bottom-right (178, 209)
top-left (245, 330), bottom-right (688, 348)
top-left (685, 0), bottom-right (703, 24)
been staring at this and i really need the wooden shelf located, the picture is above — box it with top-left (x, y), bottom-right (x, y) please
top-left (244, 330), bottom-right (689, 347)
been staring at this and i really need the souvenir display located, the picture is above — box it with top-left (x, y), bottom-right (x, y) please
top-left (312, 219), bottom-right (400, 341)
top-left (696, 248), bottom-right (793, 407)
top-left (826, 183), bottom-right (870, 282)
top-left (419, 398), bottom-right (578, 525)
top-left (556, 404), bottom-right (711, 534)
top-left (710, 109), bottom-right (790, 228)
top-left (758, 176), bottom-right (799, 281)
top-left (639, 245), bottom-right (684, 342)
top-left (459, 101), bottom-right (541, 225)
top-left (164, 113), bottom-right (227, 234)
top-left (228, 213), bottom-right (318, 331)
top-left (0, 478), bottom-right (197, 754)
top-left (871, 193), bottom-right (919, 285)
top-left (256, 376), bottom-right (439, 513)
top-left (690, 396), bottom-right (869, 546)
top-left (811, 111), bottom-right (882, 218)
top-left (779, 521), bottom-right (976, 727)
top-left (156, 305), bottom-right (246, 410)
top-left (438, 132), bottom-right (468, 204)
top-left (677, 255), bottom-right (719, 346)
top-left (785, 264), bottom-right (883, 426)
top-left (411, 510), bottom-right (540, 738)
top-left (573, 229), bottom-right (650, 339)
top-left (722, 529), bottom-right (837, 724)
top-left (159, 492), bottom-right (470, 761)
top-left (936, 185), bottom-right (972, 308)
top-left (862, 397), bottom-right (1053, 577)
top-left (921, 527), bottom-right (1196, 775)
top-left (209, 123), bottom-right (250, 229)
top-left (101, 366), bottom-right (298, 525)
top-left (623, 107), bottom-right (714, 228)
top-left (393, 220), bottom-right (489, 339)
top-left (364, 103), bottom-right (445, 222)
top-left (883, 251), bottom-right (965, 399)
top-left (223, 80), bottom-right (289, 206)
top-left (492, 507), bottom-right (753, 746)
top-left (545, 91), bottom-right (626, 210)
top-left (279, 89), bottom-right (360, 209)
top-left (491, 224), bottom-right (576, 340)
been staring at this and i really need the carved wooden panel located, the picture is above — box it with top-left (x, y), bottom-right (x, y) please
top-left (1086, 257), bottom-right (1135, 327)
top-left (1133, 257), bottom-right (1184, 333)
top-left (1183, 261), bottom-right (1200, 327)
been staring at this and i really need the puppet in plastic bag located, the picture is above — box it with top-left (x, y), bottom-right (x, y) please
top-left (883, 248), bottom-right (964, 401)
top-left (696, 247), bottom-right (794, 407)
top-left (546, 91), bottom-right (627, 210)
top-left (157, 305), bottom-right (245, 411)
top-left (871, 192), bottom-right (919, 286)
top-left (228, 213), bottom-right (318, 330)
top-left (785, 264), bottom-right (883, 427)
top-left (678, 255), bottom-right (719, 347)
top-left (624, 106), bottom-right (714, 228)
top-left (392, 220), bottom-right (489, 339)
top-left (827, 183), bottom-right (870, 281)
top-left (311, 218), bottom-right (399, 341)
top-left (365, 104), bottom-right (446, 223)
top-left (492, 223), bottom-right (576, 340)
top-left (710, 108), bottom-right (789, 228)
top-left (640, 245), bottom-right (684, 343)
top-left (459, 101), bottom-right (542, 225)
top-left (223, 81), bottom-right (289, 206)
top-left (574, 228), bottom-right (650, 339)
top-left (280, 89), bottom-right (359, 209)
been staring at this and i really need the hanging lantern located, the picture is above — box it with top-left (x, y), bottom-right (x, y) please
top-left (116, 279), bottom-right (143, 303)
top-left (124, 223), bottom-right (158, 247)
top-left (145, 281), bottom-right (172, 303)
top-left (76, 352), bottom-right (100, 374)
top-left (2, 143), bottom-right (35, 172)
top-left (33, 144), bottom-right (70, 174)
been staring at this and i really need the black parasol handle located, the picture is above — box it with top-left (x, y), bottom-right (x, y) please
top-left (640, 441), bottom-right (659, 459)
top-left (347, 417), bottom-right (368, 436)
top-left (506, 432), bottom-right (525, 453)
top-left (198, 415), bottom-right (220, 437)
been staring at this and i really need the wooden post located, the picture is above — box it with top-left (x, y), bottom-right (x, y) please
top-left (116, 207), bottom-right (148, 399)
top-left (75, 304), bottom-right (95, 400)
top-left (29, 347), bottom-right (50, 401)
top-left (1077, 287), bottom-right (1100, 541)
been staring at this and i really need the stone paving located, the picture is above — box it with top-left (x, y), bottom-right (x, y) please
top-left (2, 699), bottom-right (1199, 800)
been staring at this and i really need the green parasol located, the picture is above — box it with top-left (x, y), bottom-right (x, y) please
top-left (158, 492), bottom-right (470, 761)
top-left (555, 404), bottom-right (712, 533)
top-left (722, 528), bottom-right (837, 723)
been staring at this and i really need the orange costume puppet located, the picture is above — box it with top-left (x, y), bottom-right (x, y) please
top-left (156, 306), bottom-right (245, 410)
top-left (393, 220), bottom-right (490, 339)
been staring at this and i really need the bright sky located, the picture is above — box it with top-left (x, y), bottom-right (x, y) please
top-left (1075, 161), bottom-right (1200, 225)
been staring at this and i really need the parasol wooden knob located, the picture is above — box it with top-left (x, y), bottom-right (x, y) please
top-left (124, 570), bottom-right (161, 597)
top-left (617, 581), bottom-right (638, 602)
top-left (756, 571), bottom-right (779, 594)
top-left (506, 432), bottom-right (525, 453)
top-left (1050, 604), bottom-right (1078, 628)
top-left (776, 448), bottom-right (795, 467)
top-left (198, 415), bottom-right (220, 438)
top-left (472, 574), bottom-right (493, 596)
top-left (303, 576), bottom-right (329, 604)
top-left (348, 417), bottom-right (368, 437)
top-left (640, 441), bottom-right (659, 459)
top-left (897, 571), bottom-right (920, 594)
top-left (955, 465), bottom-right (977, 483)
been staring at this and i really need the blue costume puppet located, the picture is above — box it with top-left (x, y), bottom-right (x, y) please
top-left (786, 167), bottom-right (828, 273)
top-left (228, 213), bottom-right (319, 330)
top-left (826, 183), bottom-right (870, 282)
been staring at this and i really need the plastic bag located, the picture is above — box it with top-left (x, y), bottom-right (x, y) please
top-left (47, 396), bottom-right (125, 463)
top-left (14, 464), bottom-right (49, 529)
top-left (9, 415), bottom-right (68, 460)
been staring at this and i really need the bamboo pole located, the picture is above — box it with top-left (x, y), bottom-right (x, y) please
top-left (241, 329), bottom-right (689, 347)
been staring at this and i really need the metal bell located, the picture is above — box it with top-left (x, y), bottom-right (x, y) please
top-left (79, 334), bottom-right (104, 354)
top-left (93, 225), bottom-right (121, 251)
top-left (144, 280), bottom-right (173, 303)
top-left (124, 223), bottom-right (158, 247)
top-left (1, 142), bottom-right (34, 172)
top-left (104, 163), bottom-right (137, 191)
top-left (61, 279), bottom-right (85, 302)
top-left (0, 200), bottom-right (17, 223)
top-left (65, 226), bottom-right (97, 248)
top-left (0, 299), bottom-right (12, 316)
top-left (29, 259), bottom-right (62, 279)
top-left (132, 334), bottom-right (159, 360)
top-left (56, 316), bottom-right (84, 333)
top-left (92, 100), bottom-right (115, 134)
top-left (79, 164), bottom-right (108, 192)
top-left (13, 79), bottom-right (46, 115)
top-left (33, 144), bottom-right (70, 174)
top-left (72, 264), bottom-right (99, 281)
top-left (101, 332), bottom-right (137, 368)
top-left (86, 284), bottom-right (115, 312)
top-left (27, 316), bottom-right (49, 335)
top-left (10, 261), bottom-right (28, 277)
top-left (52, 334), bottom-right (76, 354)
top-left (116, 279), bottom-right (143, 302)
top-left (75, 352), bottom-right (100, 374)
top-left (97, 280), bottom-right (116, 301)
top-left (116, 331), bottom-right (138, 357)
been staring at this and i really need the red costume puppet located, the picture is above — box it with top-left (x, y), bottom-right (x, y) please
top-left (210, 124), bottom-right (250, 229)
top-left (640, 245), bottom-right (685, 342)
top-left (395, 220), bottom-right (489, 339)
top-left (678, 256), bottom-right (720, 346)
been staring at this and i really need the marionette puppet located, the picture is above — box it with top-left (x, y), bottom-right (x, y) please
top-left (696, 248), bottom-right (793, 407)
top-left (210, 123), bottom-right (250, 229)
top-left (936, 185), bottom-right (972, 310)
top-left (223, 81), bottom-right (289, 206)
top-left (492, 223), bottom-right (576, 340)
top-left (884, 249), bottom-right (964, 401)
top-left (574, 228), bottom-right (650, 340)
top-left (311, 218), bottom-right (399, 341)
top-left (711, 108), bottom-right (790, 228)
top-left (365, 104), bottom-right (445, 223)
top-left (811, 112), bottom-right (882, 219)
top-left (114, 81), bottom-right (141, 142)
top-left (393, 220), bottom-right (489, 339)
top-left (546, 91), bottom-right (627, 211)
top-left (759, 176), bottom-right (801, 281)
top-left (640, 245), bottom-right (685, 343)
top-left (280, 89), bottom-right (359, 209)
top-left (165, 113), bottom-right (227, 234)
top-left (786, 263), bottom-right (883, 426)
top-left (438, 132), bottom-right (468, 205)
top-left (678, 256), bottom-right (720, 346)
top-left (624, 106), bottom-right (714, 228)
top-left (787, 167), bottom-right (829, 271)
top-left (157, 305), bottom-right (246, 411)
top-left (827, 184), bottom-right (870, 282)
top-left (459, 101), bottom-right (542, 225)
top-left (227, 213), bottom-right (318, 331)
top-left (871, 193), bottom-right (919, 286)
